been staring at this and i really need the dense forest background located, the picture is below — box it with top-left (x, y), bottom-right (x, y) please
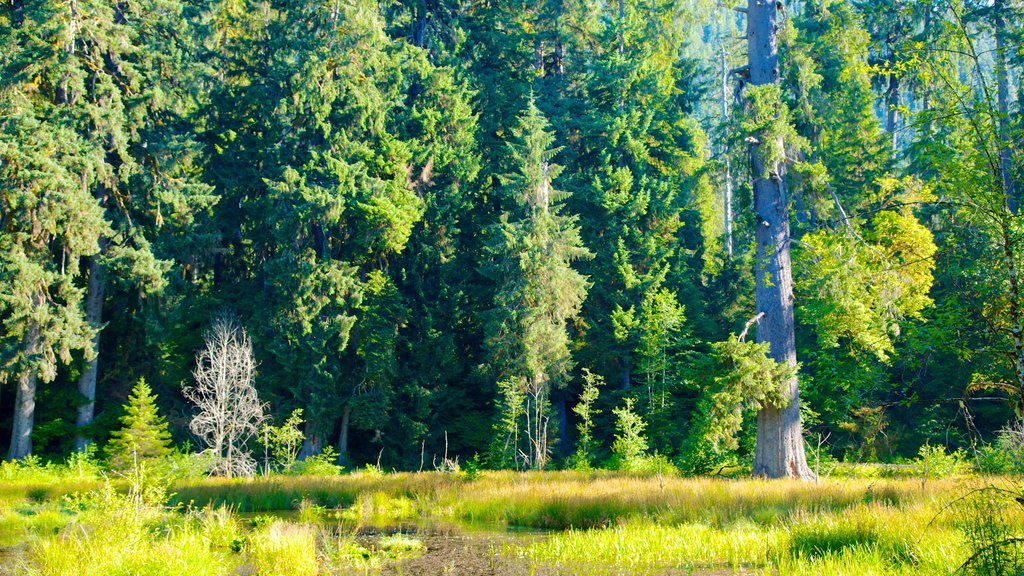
top-left (1, 0), bottom-right (1022, 472)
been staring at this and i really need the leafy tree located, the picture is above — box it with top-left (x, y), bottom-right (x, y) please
top-left (567, 369), bottom-right (603, 470)
top-left (611, 397), bottom-right (649, 470)
top-left (105, 379), bottom-right (173, 472)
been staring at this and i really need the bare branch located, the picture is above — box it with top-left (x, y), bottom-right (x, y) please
top-left (183, 314), bottom-right (266, 477)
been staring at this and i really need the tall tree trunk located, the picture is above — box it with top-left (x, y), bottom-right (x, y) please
top-left (886, 70), bottom-right (899, 155)
top-left (74, 256), bottom-right (104, 451)
top-left (336, 403), bottom-right (350, 466)
top-left (721, 44), bottom-right (734, 259)
top-left (7, 314), bottom-right (41, 461)
top-left (746, 0), bottom-right (813, 480)
top-left (299, 419), bottom-right (323, 459)
top-left (994, 0), bottom-right (1017, 214)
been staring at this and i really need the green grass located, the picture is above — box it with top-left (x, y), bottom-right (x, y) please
top-left (522, 502), bottom-right (970, 575)
top-left (0, 470), bottom-right (1016, 575)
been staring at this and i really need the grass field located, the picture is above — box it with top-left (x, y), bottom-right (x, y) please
top-left (0, 467), bottom-right (1021, 575)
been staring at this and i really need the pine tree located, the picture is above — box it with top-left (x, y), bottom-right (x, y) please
top-left (482, 100), bottom-right (592, 469)
top-left (105, 378), bottom-right (173, 472)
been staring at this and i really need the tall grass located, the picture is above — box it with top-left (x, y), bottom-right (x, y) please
top-left (5, 470), bottom-right (1012, 575)
top-left (171, 470), bottom-right (973, 530)
top-left (525, 504), bottom-right (969, 575)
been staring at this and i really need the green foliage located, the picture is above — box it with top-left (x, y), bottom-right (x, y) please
top-left (689, 336), bottom-right (795, 453)
top-left (290, 446), bottom-right (343, 477)
top-left (975, 422), bottom-right (1024, 475)
top-left (489, 378), bottom-right (527, 469)
top-left (740, 84), bottom-right (805, 176)
top-left (914, 444), bottom-right (971, 479)
top-left (795, 178), bottom-right (937, 362)
top-left (567, 369), bottom-right (603, 471)
top-left (262, 409), bottom-right (305, 474)
top-left (104, 379), bottom-right (173, 473)
top-left (0, 0), bottom-right (1019, 477)
top-left (610, 398), bottom-right (649, 471)
top-left (483, 100), bottom-right (592, 388)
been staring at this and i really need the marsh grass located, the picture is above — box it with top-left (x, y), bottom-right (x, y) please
top-left (11, 476), bottom-right (428, 576)
top-left (170, 471), bottom-right (970, 530)
top-left (4, 470), bottom-right (1011, 575)
top-left (526, 502), bottom-right (969, 575)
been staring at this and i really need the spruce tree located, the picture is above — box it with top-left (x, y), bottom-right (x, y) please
top-left (482, 100), bottom-right (592, 469)
top-left (105, 378), bottom-right (173, 472)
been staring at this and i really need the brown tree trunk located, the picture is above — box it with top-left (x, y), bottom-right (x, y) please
top-left (745, 0), bottom-right (813, 480)
top-left (7, 316), bottom-right (41, 461)
top-left (74, 256), bottom-right (104, 451)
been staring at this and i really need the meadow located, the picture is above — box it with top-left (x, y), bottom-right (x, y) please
top-left (0, 455), bottom-right (1021, 575)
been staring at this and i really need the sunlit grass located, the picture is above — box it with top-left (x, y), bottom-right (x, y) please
top-left (521, 493), bottom-right (988, 575)
top-left (170, 470), bottom-right (979, 530)
top-left (4, 471), bottom-right (1014, 575)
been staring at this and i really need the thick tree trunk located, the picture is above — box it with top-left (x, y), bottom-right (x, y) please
top-left (994, 0), bottom-right (1017, 214)
top-left (336, 403), bottom-right (350, 466)
top-left (299, 420), bottom-right (323, 459)
top-left (7, 319), bottom-right (41, 461)
top-left (74, 256), bottom-right (104, 451)
top-left (746, 0), bottom-right (813, 480)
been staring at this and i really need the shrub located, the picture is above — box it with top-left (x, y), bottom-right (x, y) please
top-left (289, 446), bottom-right (343, 476)
top-left (914, 443), bottom-right (970, 479)
top-left (262, 409), bottom-right (305, 473)
top-left (567, 369), bottom-right (603, 471)
top-left (975, 421), bottom-right (1024, 475)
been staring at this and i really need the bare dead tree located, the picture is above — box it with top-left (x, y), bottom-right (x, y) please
top-left (184, 315), bottom-right (266, 477)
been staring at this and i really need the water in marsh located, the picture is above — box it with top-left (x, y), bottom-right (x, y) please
top-left (305, 519), bottom-right (763, 576)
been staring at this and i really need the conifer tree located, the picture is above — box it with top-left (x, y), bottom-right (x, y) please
top-left (105, 378), bottom-right (173, 472)
top-left (483, 101), bottom-right (592, 469)
top-left (743, 0), bottom-right (814, 479)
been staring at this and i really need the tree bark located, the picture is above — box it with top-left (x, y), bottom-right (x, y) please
top-left (299, 420), bottom-right (323, 459)
top-left (994, 0), bottom-right (1017, 214)
top-left (336, 403), bottom-right (350, 466)
top-left (885, 71), bottom-right (899, 155)
top-left (745, 0), bottom-right (813, 480)
top-left (721, 44), bottom-right (734, 259)
top-left (7, 317), bottom-right (41, 461)
top-left (74, 256), bottom-right (104, 451)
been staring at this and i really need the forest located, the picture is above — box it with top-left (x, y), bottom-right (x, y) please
top-left (4, 0), bottom-right (1022, 477)
top-left (3, 0), bottom-right (1024, 574)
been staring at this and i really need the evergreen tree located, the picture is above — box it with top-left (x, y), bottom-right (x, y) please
top-left (482, 101), bottom-right (592, 469)
top-left (105, 378), bottom-right (173, 472)
top-left (743, 0), bottom-right (814, 479)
